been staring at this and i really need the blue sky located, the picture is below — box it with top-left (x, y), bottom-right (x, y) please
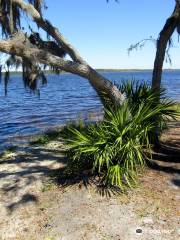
top-left (34, 0), bottom-right (180, 69)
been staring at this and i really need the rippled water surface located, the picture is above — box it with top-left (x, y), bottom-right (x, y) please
top-left (0, 70), bottom-right (180, 150)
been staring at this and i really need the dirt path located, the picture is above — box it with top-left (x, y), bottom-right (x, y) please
top-left (0, 122), bottom-right (179, 240)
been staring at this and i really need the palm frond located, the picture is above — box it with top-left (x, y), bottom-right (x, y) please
top-left (62, 81), bottom-right (179, 189)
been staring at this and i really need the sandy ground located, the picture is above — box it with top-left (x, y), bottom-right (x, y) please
top-left (0, 122), bottom-right (179, 240)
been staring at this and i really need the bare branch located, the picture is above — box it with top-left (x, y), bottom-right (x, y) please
top-left (127, 37), bottom-right (156, 55)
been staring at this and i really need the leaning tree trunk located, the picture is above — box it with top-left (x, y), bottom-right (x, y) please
top-left (0, 0), bottom-right (125, 107)
top-left (0, 32), bottom-right (125, 107)
top-left (152, 2), bottom-right (180, 92)
top-left (87, 68), bottom-right (125, 107)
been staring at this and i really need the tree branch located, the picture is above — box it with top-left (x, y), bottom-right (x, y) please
top-left (12, 0), bottom-right (86, 63)
top-left (0, 36), bottom-right (88, 77)
top-left (0, 33), bottom-right (125, 106)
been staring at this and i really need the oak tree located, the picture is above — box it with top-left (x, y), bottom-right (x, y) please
top-left (0, 0), bottom-right (125, 106)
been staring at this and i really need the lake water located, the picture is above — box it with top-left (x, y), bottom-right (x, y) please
top-left (0, 70), bottom-right (180, 150)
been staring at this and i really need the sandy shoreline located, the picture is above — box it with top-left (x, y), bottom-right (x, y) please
top-left (0, 120), bottom-right (179, 240)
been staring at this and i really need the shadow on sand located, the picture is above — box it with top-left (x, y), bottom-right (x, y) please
top-left (0, 145), bottom-right (66, 213)
top-left (0, 128), bottom-right (179, 213)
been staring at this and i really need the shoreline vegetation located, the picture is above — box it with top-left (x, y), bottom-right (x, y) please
top-left (0, 112), bottom-right (179, 239)
top-left (2, 79), bottom-right (180, 187)
top-left (0, 82), bottom-right (179, 239)
top-left (1, 68), bottom-right (180, 76)
top-left (1, 103), bottom-right (180, 155)
top-left (0, 1), bottom-right (179, 238)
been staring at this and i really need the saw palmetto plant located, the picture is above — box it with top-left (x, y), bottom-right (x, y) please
top-left (62, 82), bottom-right (179, 189)
top-left (118, 80), bottom-right (179, 144)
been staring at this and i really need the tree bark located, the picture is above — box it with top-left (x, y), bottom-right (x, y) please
top-left (5, 0), bottom-right (125, 107)
top-left (152, 2), bottom-right (180, 91)
top-left (12, 0), bottom-right (87, 64)
top-left (0, 33), bottom-right (125, 106)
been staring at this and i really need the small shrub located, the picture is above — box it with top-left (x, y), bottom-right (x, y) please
top-left (63, 102), bottom-right (149, 188)
top-left (119, 80), bottom-right (179, 144)
top-left (62, 81), bottom-right (179, 189)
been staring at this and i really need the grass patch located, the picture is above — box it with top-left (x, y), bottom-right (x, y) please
top-left (30, 129), bottom-right (61, 145)
top-left (41, 180), bottom-right (57, 192)
top-left (0, 146), bottom-right (17, 158)
top-left (30, 119), bottom-right (88, 146)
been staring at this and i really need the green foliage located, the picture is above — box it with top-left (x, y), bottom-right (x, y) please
top-left (62, 81), bottom-right (179, 189)
top-left (30, 118), bottom-right (85, 145)
top-left (30, 129), bottom-right (61, 145)
top-left (172, 103), bottom-right (180, 113)
top-left (63, 102), bottom-right (148, 188)
top-left (41, 181), bottom-right (57, 192)
top-left (0, 146), bottom-right (17, 158)
top-left (118, 80), bottom-right (179, 144)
